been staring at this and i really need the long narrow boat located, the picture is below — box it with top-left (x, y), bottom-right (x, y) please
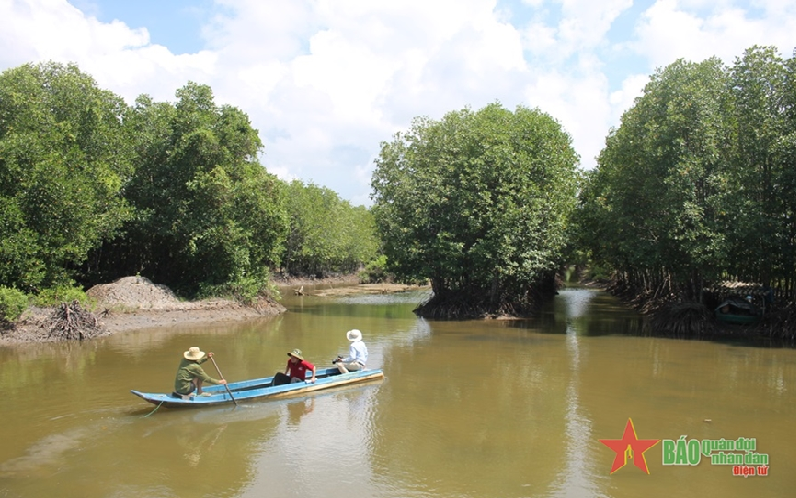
top-left (131, 367), bottom-right (384, 408)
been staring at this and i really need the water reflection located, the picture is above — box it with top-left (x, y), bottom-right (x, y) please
top-left (0, 426), bottom-right (93, 478)
top-left (549, 290), bottom-right (603, 497)
top-left (286, 397), bottom-right (315, 426)
top-left (243, 384), bottom-right (383, 498)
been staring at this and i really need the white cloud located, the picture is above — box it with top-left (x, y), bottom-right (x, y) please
top-left (522, 21), bottom-right (558, 55)
top-left (521, 66), bottom-right (613, 169)
top-left (0, 0), bottom-right (217, 103)
top-left (634, 0), bottom-right (796, 69)
top-left (1, 0), bottom-right (794, 203)
top-left (558, 0), bottom-right (634, 51)
top-left (609, 73), bottom-right (649, 120)
top-left (0, 0), bottom-right (145, 65)
top-left (202, 0), bottom-right (540, 198)
top-left (521, 0), bottom-right (634, 61)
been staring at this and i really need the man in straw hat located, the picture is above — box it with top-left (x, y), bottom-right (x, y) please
top-left (334, 329), bottom-right (368, 373)
top-left (173, 347), bottom-right (227, 398)
top-left (271, 349), bottom-right (316, 386)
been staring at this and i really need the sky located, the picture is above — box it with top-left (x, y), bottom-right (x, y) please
top-left (1, 1), bottom-right (794, 206)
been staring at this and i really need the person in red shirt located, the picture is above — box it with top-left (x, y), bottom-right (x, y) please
top-left (271, 349), bottom-right (316, 386)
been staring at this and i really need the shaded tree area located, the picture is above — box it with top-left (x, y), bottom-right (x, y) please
top-left (372, 103), bottom-right (580, 318)
top-left (575, 46), bottom-right (796, 338)
top-left (83, 83), bottom-right (289, 297)
top-left (280, 180), bottom-right (379, 278)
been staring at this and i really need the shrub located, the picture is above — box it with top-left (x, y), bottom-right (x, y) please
top-left (34, 285), bottom-right (90, 307)
top-left (198, 275), bottom-right (280, 305)
top-left (0, 286), bottom-right (29, 324)
top-left (359, 255), bottom-right (389, 283)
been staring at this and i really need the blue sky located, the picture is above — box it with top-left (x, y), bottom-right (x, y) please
top-left (73, 0), bottom-right (217, 55)
top-left (1, 0), bottom-right (794, 206)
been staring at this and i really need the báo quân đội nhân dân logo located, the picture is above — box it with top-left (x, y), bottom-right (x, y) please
top-left (600, 418), bottom-right (770, 477)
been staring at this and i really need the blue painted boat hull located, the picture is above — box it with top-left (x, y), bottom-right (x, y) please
top-left (131, 367), bottom-right (384, 408)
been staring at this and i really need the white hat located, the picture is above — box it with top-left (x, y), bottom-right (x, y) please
top-left (346, 329), bottom-right (362, 342)
top-left (184, 346), bottom-right (206, 360)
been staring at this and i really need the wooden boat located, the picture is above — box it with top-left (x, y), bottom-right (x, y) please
top-left (714, 298), bottom-right (762, 325)
top-left (131, 367), bottom-right (384, 408)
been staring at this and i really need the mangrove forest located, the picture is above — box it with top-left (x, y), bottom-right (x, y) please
top-left (3, 46), bottom-right (796, 339)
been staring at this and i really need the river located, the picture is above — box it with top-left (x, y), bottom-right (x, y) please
top-left (0, 286), bottom-right (793, 498)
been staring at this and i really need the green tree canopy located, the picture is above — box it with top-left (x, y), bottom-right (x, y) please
top-left (281, 180), bottom-right (378, 276)
top-left (577, 45), bottom-right (796, 305)
top-left (726, 46), bottom-right (790, 284)
top-left (88, 83), bottom-right (288, 295)
top-left (577, 57), bottom-right (732, 287)
top-left (0, 62), bottom-right (132, 292)
top-left (371, 103), bottom-right (580, 317)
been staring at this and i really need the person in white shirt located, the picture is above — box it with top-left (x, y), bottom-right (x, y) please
top-left (335, 329), bottom-right (368, 373)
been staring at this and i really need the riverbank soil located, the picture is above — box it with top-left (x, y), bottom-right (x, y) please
top-left (0, 275), bottom-right (428, 345)
top-left (0, 276), bottom-right (285, 345)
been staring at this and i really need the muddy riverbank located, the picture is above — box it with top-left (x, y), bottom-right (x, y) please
top-left (0, 275), bottom-right (428, 345)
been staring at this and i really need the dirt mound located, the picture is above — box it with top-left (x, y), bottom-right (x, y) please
top-left (87, 276), bottom-right (181, 309)
top-left (1, 276), bottom-right (291, 345)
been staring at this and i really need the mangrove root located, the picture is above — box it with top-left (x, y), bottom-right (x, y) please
top-left (47, 301), bottom-right (106, 341)
top-left (648, 302), bottom-right (717, 338)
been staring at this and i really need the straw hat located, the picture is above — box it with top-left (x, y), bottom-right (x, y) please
top-left (287, 348), bottom-right (304, 360)
top-left (184, 346), bottom-right (206, 361)
top-left (346, 329), bottom-right (362, 342)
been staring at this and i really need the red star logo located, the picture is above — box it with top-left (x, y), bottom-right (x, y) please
top-left (599, 418), bottom-right (660, 474)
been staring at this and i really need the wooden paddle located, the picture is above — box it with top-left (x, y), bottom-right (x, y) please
top-left (209, 355), bottom-right (238, 406)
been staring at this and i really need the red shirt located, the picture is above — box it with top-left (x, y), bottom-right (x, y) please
top-left (286, 359), bottom-right (314, 380)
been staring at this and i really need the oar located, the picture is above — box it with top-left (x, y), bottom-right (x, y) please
top-left (210, 356), bottom-right (238, 406)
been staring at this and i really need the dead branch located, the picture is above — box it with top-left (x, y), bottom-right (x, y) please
top-left (47, 301), bottom-right (106, 341)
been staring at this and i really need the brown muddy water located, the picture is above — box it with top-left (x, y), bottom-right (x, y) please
top-left (0, 286), bottom-right (794, 498)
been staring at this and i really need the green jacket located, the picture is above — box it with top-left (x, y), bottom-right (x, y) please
top-left (174, 357), bottom-right (221, 394)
